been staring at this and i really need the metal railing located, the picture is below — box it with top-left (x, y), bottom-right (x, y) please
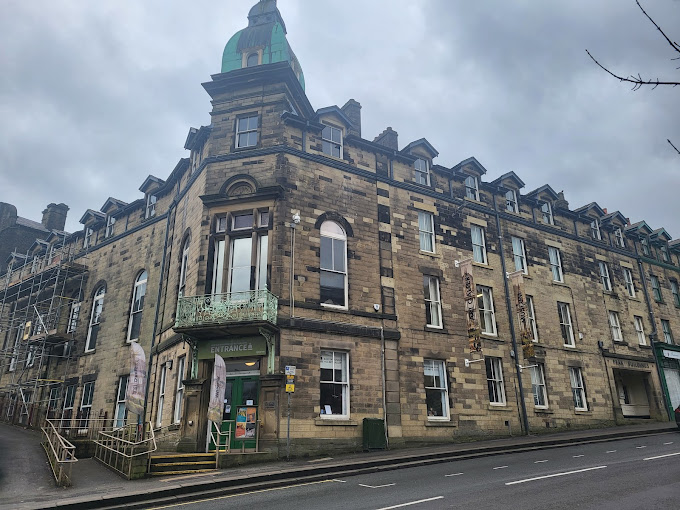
top-left (210, 421), bottom-right (232, 468)
top-left (93, 422), bottom-right (157, 479)
top-left (175, 290), bottom-right (278, 329)
top-left (41, 419), bottom-right (77, 486)
top-left (53, 417), bottom-right (111, 441)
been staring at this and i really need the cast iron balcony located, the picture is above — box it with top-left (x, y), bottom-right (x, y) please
top-left (174, 290), bottom-right (278, 337)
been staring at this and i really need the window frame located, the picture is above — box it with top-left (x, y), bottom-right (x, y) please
top-left (557, 301), bottom-right (575, 347)
top-left (660, 245), bottom-right (670, 263)
top-left (414, 158), bottom-right (430, 186)
top-left (511, 236), bottom-right (527, 274)
top-left (85, 286), bottom-right (105, 353)
top-left (505, 189), bottom-right (518, 213)
top-left (418, 212), bottom-right (435, 253)
top-left (485, 357), bottom-right (506, 406)
top-left (83, 227), bottom-right (93, 249)
top-left (614, 228), bottom-right (625, 248)
top-left (623, 267), bottom-right (636, 298)
top-left (320, 221), bottom-right (348, 309)
top-left (548, 246), bottom-right (564, 283)
top-left (78, 381), bottom-right (95, 430)
top-left (634, 316), bottom-right (646, 346)
top-left (464, 175), bottom-right (479, 201)
top-left (590, 218), bottom-right (602, 240)
top-left (321, 123), bottom-right (343, 159)
top-left (599, 261), bottom-right (612, 292)
top-left (235, 114), bottom-right (259, 149)
top-left (569, 367), bottom-right (588, 411)
top-left (650, 275), bottom-right (663, 302)
top-left (661, 319), bottom-right (674, 344)
top-left (246, 52), bottom-right (259, 67)
top-left (608, 310), bottom-right (624, 342)
top-left (640, 238), bottom-right (650, 256)
top-left (127, 270), bottom-right (148, 342)
top-left (178, 237), bottom-right (190, 298)
top-left (115, 375), bottom-right (128, 428)
top-left (471, 224), bottom-right (487, 264)
top-left (477, 285), bottom-right (497, 336)
top-left (105, 215), bottom-right (115, 238)
top-left (145, 193), bottom-right (157, 219)
top-left (173, 356), bottom-right (186, 424)
top-left (156, 363), bottom-right (167, 428)
top-left (671, 280), bottom-right (680, 307)
top-left (423, 275), bottom-right (443, 328)
top-left (541, 202), bottom-right (554, 225)
top-left (527, 295), bottom-right (539, 342)
top-left (424, 359), bottom-right (450, 420)
top-left (530, 363), bottom-right (548, 409)
top-left (319, 350), bottom-right (349, 419)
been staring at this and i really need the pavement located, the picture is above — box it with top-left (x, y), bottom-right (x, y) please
top-left (0, 421), bottom-right (677, 510)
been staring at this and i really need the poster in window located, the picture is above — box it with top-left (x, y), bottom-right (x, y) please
top-left (235, 406), bottom-right (257, 439)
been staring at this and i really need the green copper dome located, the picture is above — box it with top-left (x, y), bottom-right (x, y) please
top-left (221, 0), bottom-right (305, 90)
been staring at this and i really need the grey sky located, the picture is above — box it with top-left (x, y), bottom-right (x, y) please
top-left (1, 0), bottom-right (678, 237)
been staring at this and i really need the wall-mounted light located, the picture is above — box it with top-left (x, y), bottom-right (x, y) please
top-left (245, 361), bottom-right (256, 367)
top-left (166, 360), bottom-right (173, 370)
top-left (464, 358), bottom-right (484, 368)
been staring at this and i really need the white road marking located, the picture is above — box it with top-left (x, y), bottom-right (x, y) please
top-left (445, 472), bottom-right (464, 477)
top-left (663, 442), bottom-right (674, 445)
top-left (375, 496), bottom-right (444, 510)
top-left (643, 452), bottom-right (680, 461)
top-left (360, 483), bottom-right (396, 489)
top-left (534, 460), bottom-right (548, 464)
top-left (606, 450), bottom-right (617, 453)
top-left (493, 465), bottom-right (508, 470)
top-left (573, 455), bottom-right (584, 458)
top-left (636, 446), bottom-right (647, 449)
top-left (505, 465), bottom-right (607, 486)
top-left (332, 479), bottom-right (347, 483)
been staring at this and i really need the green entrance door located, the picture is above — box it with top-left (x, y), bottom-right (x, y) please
top-left (210, 376), bottom-right (259, 451)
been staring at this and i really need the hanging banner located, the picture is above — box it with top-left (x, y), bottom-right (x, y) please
top-left (460, 259), bottom-right (481, 353)
top-left (207, 354), bottom-right (226, 423)
top-left (126, 342), bottom-right (147, 416)
top-left (510, 270), bottom-right (535, 358)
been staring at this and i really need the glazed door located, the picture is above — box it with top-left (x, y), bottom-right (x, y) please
top-left (210, 376), bottom-right (259, 451)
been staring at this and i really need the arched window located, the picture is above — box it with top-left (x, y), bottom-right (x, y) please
top-left (127, 270), bottom-right (148, 342)
top-left (86, 286), bottom-right (105, 352)
top-left (320, 221), bottom-right (347, 308)
top-left (246, 52), bottom-right (259, 67)
top-left (179, 237), bottom-right (190, 298)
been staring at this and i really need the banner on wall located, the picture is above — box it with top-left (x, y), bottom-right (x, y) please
top-left (460, 259), bottom-right (481, 353)
top-left (510, 270), bottom-right (535, 358)
top-left (207, 354), bottom-right (226, 423)
top-left (126, 342), bottom-right (147, 416)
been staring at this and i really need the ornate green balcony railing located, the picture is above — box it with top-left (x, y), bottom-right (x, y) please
top-left (175, 290), bottom-right (278, 329)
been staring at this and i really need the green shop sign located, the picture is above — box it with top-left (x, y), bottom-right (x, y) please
top-left (198, 337), bottom-right (267, 360)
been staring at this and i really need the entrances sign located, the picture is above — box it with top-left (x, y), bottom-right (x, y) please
top-left (460, 259), bottom-right (481, 353)
top-left (126, 342), bottom-right (146, 416)
top-left (207, 354), bottom-right (226, 423)
top-left (510, 270), bottom-right (534, 358)
top-left (198, 337), bottom-right (267, 360)
top-left (235, 406), bottom-right (257, 439)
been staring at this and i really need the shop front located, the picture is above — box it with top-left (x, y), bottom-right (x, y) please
top-left (656, 345), bottom-right (680, 418)
top-left (604, 353), bottom-right (661, 420)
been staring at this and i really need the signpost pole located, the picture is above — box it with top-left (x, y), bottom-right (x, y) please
top-left (285, 365), bottom-right (295, 461)
top-left (286, 392), bottom-right (291, 461)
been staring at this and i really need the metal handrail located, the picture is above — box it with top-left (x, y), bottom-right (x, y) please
top-left (42, 418), bottom-right (77, 486)
top-left (210, 421), bottom-right (231, 468)
top-left (93, 422), bottom-right (157, 479)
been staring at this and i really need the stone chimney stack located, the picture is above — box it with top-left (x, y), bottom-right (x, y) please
top-left (41, 203), bottom-right (69, 231)
top-left (0, 202), bottom-right (18, 231)
top-left (373, 127), bottom-right (399, 151)
top-left (555, 191), bottom-right (569, 210)
top-left (341, 99), bottom-right (361, 137)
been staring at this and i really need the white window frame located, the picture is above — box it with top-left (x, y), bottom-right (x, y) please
top-left (530, 364), bottom-right (548, 408)
top-left (414, 158), bottom-right (430, 186)
top-left (67, 300), bottom-right (80, 333)
top-left (671, 280), bottom-right (680, 307)
top-left (78, 381), bottom-right (95, 430)
top-left (320, 221), bottom-right (348, 309)
top-left (477, 285), bottom-right (497, 336)
top-left (418, 212), bottom-right (435, 253)
top-left (640, 238), bottom-right (650, 256)
top-left (424, 359), bottom-right (449, 420)
top-left (505, 189), bottom-right (518, 213)
top-left (319, 350), bottom-right (349, 419)
top-left (614, 228), bottom-right (625, 248)
top-left (178, 238), bottom-right (190, 298)
top-left (61, 384), bottom-right (76, 427)
top-left (156, 364), bottom-right (167, 428)
top-left (527, 295), bottom-right (539, 342)
top-left (590, 219), bottom-right (602, 240)
top-left (471, 224), bottom-right (487, 264)
top-left (321, 124), bottom-right (343, 159)
top-left (485, 357), bottom-right (506, 406)
top-left (465, 175), bottom-right (479, 201)
top-left (660, 245), bottom-right (670, 263)
top-left (236, 115), bottom-right (258, 149)
top-left (548, 246), bottom-right (563, 282)
top-left (511, 236), bottom-right (527, 274)
top-left (85, 286), bottom-right (105, 353)
top-left (105, 215), bottom-right (115, 238)
top-left (9, 324), bottom-right (23, 372)
top-left (661, 320), bottom-right (674, 344)
top-left (623, 267), bottom-right (636, 298)
top-left (558, 301), bottom-right (575, 347)
top-left (541, 202), bottom-right (554, 225)
top-left (145, 194), bottom-right (157, 219)
top-left (115, 375), bottom-right (128, 428)
top-left (173, 356), bottom-right (186, 424)
top-left (569, 367), bottom-right (588, 411)
top-left (650, 275), bottom-right (662, 302)
top-left (609, 310), bottom-right (623, 342)
top-left (634, 316), bottom-right (646, 346)
top-left (424, 275), bottom-right (442, 328)
top-left (83, 227), bottom-right (93, 249)
top-left (127, 270), bottom-right (147, 342)
top-left (599, 261), bottom-right (612, 291)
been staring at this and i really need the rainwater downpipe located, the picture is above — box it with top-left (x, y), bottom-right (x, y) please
top-left (492, 200), bottom-right (530, 435)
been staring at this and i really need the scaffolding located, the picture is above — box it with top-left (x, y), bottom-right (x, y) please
top-left (0, 233), bottom-right (88, 427)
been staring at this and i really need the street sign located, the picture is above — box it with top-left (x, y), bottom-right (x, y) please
top-left (285, 365), bottom-right (296, 376)
top-left (285, 383), bottom-right (295, 393)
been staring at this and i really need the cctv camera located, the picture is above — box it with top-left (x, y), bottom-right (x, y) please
top-left (292, 214), bottom-right (300, 224)
top-left (373, 303), bottom-right (380, 312)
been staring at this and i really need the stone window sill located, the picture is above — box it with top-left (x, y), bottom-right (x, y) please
top-left (314, 418), bottom-right (357, 426)
top-left (425, 420), bottom-right (456, 427)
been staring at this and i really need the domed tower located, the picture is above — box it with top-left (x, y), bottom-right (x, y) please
top-left (221, 0), bottom-right (305, 89)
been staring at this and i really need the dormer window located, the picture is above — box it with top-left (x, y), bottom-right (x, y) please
top-left (505, 189), bottom-right (518, 213)
top-left (321, 124), bottom-right (343, 158)
top-left (660, 245), bottom-right (670, 263)
top-left (83, 227), bottom-right (93, 249)
top-left (640, 237), bottom-right (650, 256)
top-left (540, 202), bottom-right (554, 225)
top-left (590, 219), bottom-right (601, 240)
top-left (105, 215), bottom-right (115, 238)
top-left (246, 52), bottom-right (259, 67)
top-left (465, 175), bottom-right (479, 201)
top-left (145, 194), bottom-right (157, 219)
top-left (614, 228), bottom-right (625, 248)
top-left (415, 158), bottom-right (430, 186)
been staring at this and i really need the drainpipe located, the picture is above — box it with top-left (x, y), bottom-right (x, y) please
top-left (635, 247), bottom-right (670, 420)
top-left (142, 199), bottom-right (178, 425)
top-left (492, 199), bottom-right (530, 435)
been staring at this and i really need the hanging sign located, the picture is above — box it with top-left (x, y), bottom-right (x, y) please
top-left (510, 270), bottom-right (534, 358)
top-left (126, 342), bottom-right (147, 416)
top-left (207, 354), bottom-right (226, 423)
top-left (198, 337), bottom-right (267, 360)
top-left (460, 259), bottom-right (481, 353)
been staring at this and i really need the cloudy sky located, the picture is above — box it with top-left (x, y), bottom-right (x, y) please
top-left (1, 0), bottom-right (678, 237)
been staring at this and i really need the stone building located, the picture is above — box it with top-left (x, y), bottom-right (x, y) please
top-left (1, 0), bottom-right (679, 461)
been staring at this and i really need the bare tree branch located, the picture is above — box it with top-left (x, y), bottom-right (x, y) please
top-left (585, 50), bottom-right (680, 90)
top-left (669, 139), bottom-right (680, 156)
top-left (636, 0), bottom-right (680, 55)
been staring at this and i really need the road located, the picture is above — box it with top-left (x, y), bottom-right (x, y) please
top-left (151, 432), bottom-right (680, 510)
